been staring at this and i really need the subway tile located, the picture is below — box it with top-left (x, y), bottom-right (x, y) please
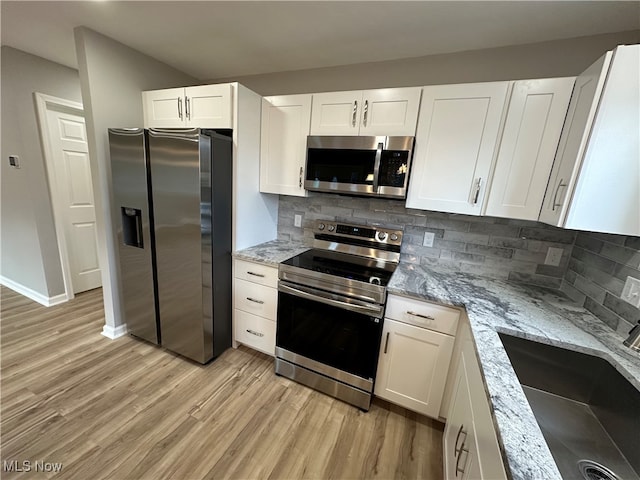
top-left (588, 231), bottom-right (627, 246)
top-left (564, 269), bottom-right (577, 285)
top-left (560, 281), bottom-right (587, 306)
top-left (616, 318), bottom-right (635, 337)
top-left (466, 244), bottom-right (514, 259)
top-left (457, 263), bottom-right (510, 280)
top-left (425, 218), bottom-right (470, 232)
top-left (584, 298), bottom-right (620, 330)
top-left (567, 257), bottom-right (585, 276)
top-left (443, 230), bottom-right (490, 245)
top-left (400, 253), bottom-right (420, 265)
top-left (469, 222), bottom-right (520, 237)
top-left (573, 275), bottom-right (607, 304)
top-left (599, 243), bottom-right (640, 269)
top-left (451, 251), bottom-right (485, 264)
top-left (403, 243), bottom-right (441, 259)
top-left (489, 236), bottom-right (529, 250)
top-left (571, 247), bottom-right (617, 274)
top-left (508, 272), bottom-right (562, 289)
top-left (574, 233), bottom-right (604, 254)
top-left (526, 240), bottom-right (571, 254)
top-left (578, 264), bottom-right (626, 297)
top-left (433, 239), bottom-right (466, 251)
top-left (624, 236), bottom-right (640, 250)
top-left (482, 257), bottom-right (538, 274)
top-left (513, 249), bottom-right (547, 264)
top-left (613, 264), bottom-right (640, 283)
top-left (405, 226), bottom-right (445, 239)
top-left (320, 205), bottom-right (355, 217)
top-left (603, 293), bottom-right (640, 323)
top-left (535, 264), bottom-right (566, 278)
top-left (519, 226), bottom-right (576, 244)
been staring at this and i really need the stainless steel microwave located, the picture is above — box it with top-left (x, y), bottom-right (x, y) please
top-left (305, 135), bottom-right (415, 199)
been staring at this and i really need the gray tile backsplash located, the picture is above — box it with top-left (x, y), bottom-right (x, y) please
top-left (277, 193), bottom-right (575, 289)
top-left (562, 231), bottom-right (640, 335)
top-left (277, 193), bottom-right (640, 336)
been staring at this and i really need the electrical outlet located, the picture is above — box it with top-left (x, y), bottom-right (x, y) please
top-left (544, 247), bottom-right (563, 266)
top-left (8, 155), bottom-right (20, 169)
top-left (423, 232), bottom-right (435, 248)
top-left (621, 276), bottom-right (640, 308)
top-left (294, 214), bottom-right (302, 228)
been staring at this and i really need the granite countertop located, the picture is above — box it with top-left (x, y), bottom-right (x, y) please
top-left (233, 241), bottom-right (640, 479)
top-left (388, 262), bottom-right (640, 480)
top-left (232, 239), bottom-right (309, 266)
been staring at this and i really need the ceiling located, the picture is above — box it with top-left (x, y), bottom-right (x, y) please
top-left (2, 1), bottom-right (639, 81)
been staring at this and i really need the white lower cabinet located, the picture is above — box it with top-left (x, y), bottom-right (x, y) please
top-left (233, 259), bottom-right (278, 356)
top-left (374, 294), bottom-right (459, 418)
top-left (443, 319), bottom-right (506, 480)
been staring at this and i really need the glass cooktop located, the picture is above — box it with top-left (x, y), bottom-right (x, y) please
top-left (282, 248), bottom-right (396, 286)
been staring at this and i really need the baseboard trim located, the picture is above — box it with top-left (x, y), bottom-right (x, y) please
top-left (101, 323), bottom-right (128, 340)
top-left (0, 275), bottom-right (69, 307)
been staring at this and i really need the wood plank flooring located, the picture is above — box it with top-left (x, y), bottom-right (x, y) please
top-left (0, 286), bottom-right (443, 479)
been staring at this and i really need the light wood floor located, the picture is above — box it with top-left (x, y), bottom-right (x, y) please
top-left (0, 286), bottom-right (443, 480)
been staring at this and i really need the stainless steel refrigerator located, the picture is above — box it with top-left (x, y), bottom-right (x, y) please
top-left (108, 128), bottom-right (232, 364)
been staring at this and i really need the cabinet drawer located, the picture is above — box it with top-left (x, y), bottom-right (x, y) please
top-left (234, 278), bottom-right (277, 320)
top-left (234, 309), bottom-right (276, 356)
top-left (234, 259), bottom-right (278, 288)
top-left (385, 294), bottom-right (460, 336)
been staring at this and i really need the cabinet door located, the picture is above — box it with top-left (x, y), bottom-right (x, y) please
top-left (485, 78), bottom-right (574, 220)
top-left (310, 91), bottom-right (362, 135)
top-left (260, 95), bottom-right (311, 196)
top-left (359, 87), bottom-right (422, 136)
top-left (143, 88), bottom-right (185, 128)
top-left (406, 82), bottom-right (509, 215)
top-left (374, 318), bottom-right (455, 418)
top-left (565, 45), bottom-right (640, 236)
top-left (538, 52), bottom-right (612, 227)
top-left (185, 84), bottom-right (232, 128)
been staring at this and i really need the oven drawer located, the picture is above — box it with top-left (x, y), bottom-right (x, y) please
top-left (234, 259), bottom-right (278, 288)
top-left (385, 294), bottom-right (460, 336)
top-left (234, 309), bottom-right (276, 356)
top-left (234, 278), bottom-right (277, 320)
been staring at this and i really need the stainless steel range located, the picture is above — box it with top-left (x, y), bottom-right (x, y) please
top-left (275, 221), bottom-right (403, 410)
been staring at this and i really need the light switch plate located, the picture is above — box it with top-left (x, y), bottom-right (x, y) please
top-left (423, 232), bottom-right (435, 248)
top-left (294, 214), bottom-right (302, 228)
top-left (621, 276), bottom-right (640, 308)
top-left (544, 247), bottom-right (563, 266)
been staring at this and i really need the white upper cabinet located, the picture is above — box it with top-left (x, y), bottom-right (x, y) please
top-left (259, 94), bottom-right (311, 197)
top-left (143, 84), bottom-right (233, 129)
top-left (310, 87), bottom-right (421, 136)
top-left (406, 82), bottom-right (509, 215)
top-left (539, 45), bottom-right (639, 236)
top-left (485, 78), bottom-right (575, 220)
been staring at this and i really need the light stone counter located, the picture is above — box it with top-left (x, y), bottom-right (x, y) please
top-left (388, 262), bottom-right (640, 480)
top-left (232, 240), bottom-right (309, 266)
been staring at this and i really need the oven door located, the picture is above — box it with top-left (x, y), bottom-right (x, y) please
top-left (276, 281), bottom-right (384, 389)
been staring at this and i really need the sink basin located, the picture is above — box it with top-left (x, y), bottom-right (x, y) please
top-left (499, 333), bottom-right (640, 480)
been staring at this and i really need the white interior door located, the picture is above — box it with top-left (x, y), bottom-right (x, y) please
top-left (46, 107), bottom-right (101, 294)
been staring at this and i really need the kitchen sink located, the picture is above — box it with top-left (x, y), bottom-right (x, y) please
top-left (499, 333), bottom-right (640, 480)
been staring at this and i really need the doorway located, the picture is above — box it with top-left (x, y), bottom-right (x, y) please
top-left (35, 93), bottom-right (101, 300)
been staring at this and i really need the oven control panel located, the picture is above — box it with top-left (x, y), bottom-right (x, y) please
top-left (314, 221), bottom-right (403, 247)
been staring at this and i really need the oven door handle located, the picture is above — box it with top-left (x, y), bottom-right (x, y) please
top-left (279, 283), bottom-right (383, 318)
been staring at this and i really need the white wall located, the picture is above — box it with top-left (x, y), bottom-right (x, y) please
top-left (1, 46), bottom-right (82, 300)
top-left (213, 30), bottom-right (640, 95)
top-left (74, 27), bottom-right (197, 336)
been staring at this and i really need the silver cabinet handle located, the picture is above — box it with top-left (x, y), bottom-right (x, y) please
top-left (247, 271), bottom-right (265, 278)
top-left (383, 331), bottom-right (390, 354)
top-left (299, 166), bottom-right (303, 188)
top-left (246, 297), bottom-right (264, 305)
top-left (552, 178), bottom-right (567, 211)
top-left (185, 96), bottom-right (191, 120)
top-left (407, 311), bottom-right (435, 321)
top-left (177, 97), bottom-right (183, 120)
top-left (352, 100), bottom-right (358, 127)
top-left (455, 442), bottom-right (469, 477)
top-left (246, 329), bottom-right (264, 338)
top-left (472, 177), bottom-right (482, 205)
top-left (454, 424), bottom-right (467, 456)
top-left (363, 100), bottom-right (369, 127)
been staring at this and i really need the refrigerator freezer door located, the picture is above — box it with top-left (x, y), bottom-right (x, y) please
top-left (108, 128), bottom-right (159, 344)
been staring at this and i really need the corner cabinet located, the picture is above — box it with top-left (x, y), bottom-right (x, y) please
top-left (539, 45), bottom-right (640, 236)
top-left (142, 84), bottom-right (233, 129)
top-left (406, 82), bottom-right (509, 215)
top-left (310, 87), bottom-right (422, 136)
top-left (374, 294), bottom-right (459, 418)
top-left (443, 318), bottom-right (506, 480)
top-left (259, 94), bottom-right (311, 197)
top-left (484, 78), bottom-right (575, 220)
top-left (233, 259), bottom-right (278, 356)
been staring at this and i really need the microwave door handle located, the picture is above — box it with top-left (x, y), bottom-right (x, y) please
top-left (372, 141), bottom-right (384, 193)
